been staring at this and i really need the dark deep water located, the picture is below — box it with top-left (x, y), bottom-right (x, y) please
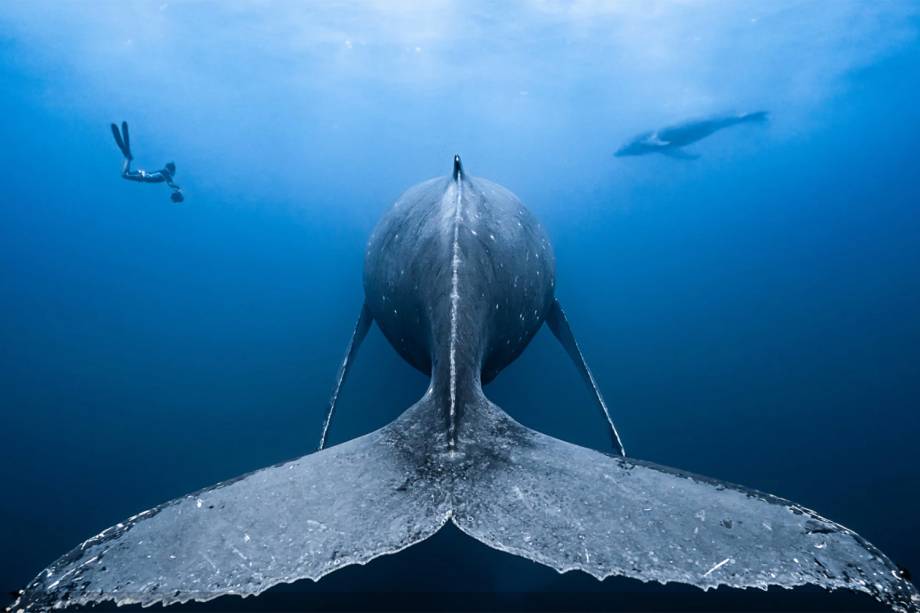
top-left (1, 3), bottom-right (919, 611)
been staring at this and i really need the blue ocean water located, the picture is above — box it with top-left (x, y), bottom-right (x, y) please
top-left (1, 2), bottom-right (918, 611)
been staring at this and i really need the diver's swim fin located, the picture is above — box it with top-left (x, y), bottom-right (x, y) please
top-left (110, 121), bottom-right (133, 160)
top-left (11, 399), bottom-right (450, 612)
top-left (318, 302), bottom-right (374, 450)
top-left (110, 122), bottom-right (127, 158)
top-left (545, 299), bottom-right (625, 456)
top-left (121, 120), bottom-right (131, 155)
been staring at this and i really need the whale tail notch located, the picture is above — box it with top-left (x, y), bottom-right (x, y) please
top-left (12, 394), bottom-right (919, 613)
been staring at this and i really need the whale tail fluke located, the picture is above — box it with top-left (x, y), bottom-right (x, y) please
top-left (451, 399), bottom-right (919, 613)
top-left (11, 399), bottom-right (451, 612)
top-left (14, 395), bottom-right (919, 613)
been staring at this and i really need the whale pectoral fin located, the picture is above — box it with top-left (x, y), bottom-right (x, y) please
top-left (318, 302), bottom-right (374, 450)
top-left (545, 299), bottom-right (626, 456)
top-left (662, 147), bottom-right (700, 160)
top-left (13, 407), bottom-right (450, 612)
top-left (452, 403), bottom-right (920, 613)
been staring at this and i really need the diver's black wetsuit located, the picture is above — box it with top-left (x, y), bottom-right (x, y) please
top-left (111, 121), bottom-right (184, 202)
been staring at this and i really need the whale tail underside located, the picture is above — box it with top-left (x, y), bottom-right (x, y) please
top-left (13, 396), bottom-right (919, 612)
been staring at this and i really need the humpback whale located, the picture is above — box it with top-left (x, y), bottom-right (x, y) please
top-left (615, 111), bottom-right (769, 159)
top-left (10, 157), bottom-right (919, 613)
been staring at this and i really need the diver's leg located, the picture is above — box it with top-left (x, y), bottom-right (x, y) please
top-left (545, 299), bottom-right (626, 456)
top-left (318, 302), bottom-right (374, 450)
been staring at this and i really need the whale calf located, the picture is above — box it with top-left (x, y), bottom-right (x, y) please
top-left (11, 157), bottom-right (919, 613)
top-left (615, 111), bottom-right (768, 159)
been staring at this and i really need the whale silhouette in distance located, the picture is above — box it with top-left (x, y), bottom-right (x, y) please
top-left (10, 156), bottom-right (919, 613)
top-left (615, 111), bottom-right (769, 160)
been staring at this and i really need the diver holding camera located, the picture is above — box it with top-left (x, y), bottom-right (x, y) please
top-left (110, 121), bottom-right (184, 203)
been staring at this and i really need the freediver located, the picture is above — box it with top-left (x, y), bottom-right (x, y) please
top-left (110, 121), bottom-right (184, 203)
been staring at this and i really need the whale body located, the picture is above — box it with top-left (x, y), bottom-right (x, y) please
top-left (615, 111), bottom-right (769, 159)
top-left (12, 157), bottom-right (918, 613)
